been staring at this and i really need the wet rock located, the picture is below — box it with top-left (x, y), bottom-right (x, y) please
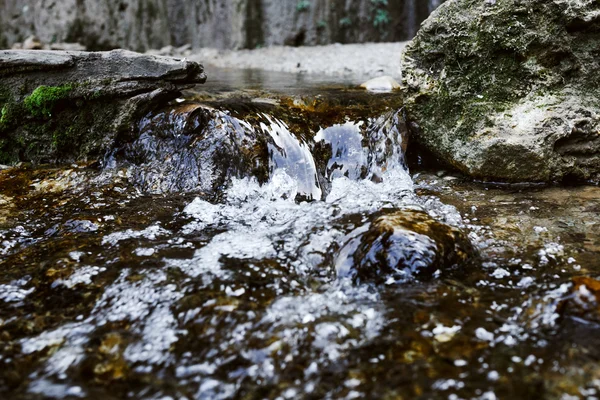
top-left (91, 332), bottom-right (129, 382)
top-left (0, 49), bottom-right (206, 165)
top-left (359, 76), bottom-right (400, 92)
top-left (401, 0), bottom-right (600, 182)
top-left (120, 103), bottom-right (279, 195)
top-left (120, 98), bottom-right (408, 196)
top-left (562, 277), bottom-right (600, 323)
top-left (336, 209), bottom-right (476, 284)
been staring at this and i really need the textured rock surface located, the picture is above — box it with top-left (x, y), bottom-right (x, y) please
top-left (562, 277), bottom-right (600, 323)
top-left (0, 50), bottom-right (206, 164)
top-left (336, 208), bottom-right (475, 284)
top-left (401, 0), bottom-right (600, 182)
top-left (0, 0), bottom-right (442, 52)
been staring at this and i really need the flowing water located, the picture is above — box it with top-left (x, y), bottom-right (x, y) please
top-left (1, 70), bottom-right (600, 400)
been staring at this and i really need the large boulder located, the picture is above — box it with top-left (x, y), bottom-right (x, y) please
top-left (401, 0), bottom-right (600, 182)
top-left (0, 50), bottom-right (205, 164)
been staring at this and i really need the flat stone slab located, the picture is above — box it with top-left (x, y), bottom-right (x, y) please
top-left (0, 49), bottom-right (206, 94)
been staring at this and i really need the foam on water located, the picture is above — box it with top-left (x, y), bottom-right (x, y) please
top-left (0, 277), bottom-right (34, 304)
top-left (24, 269), bottom-right (183, 394)
top-left (18, 108), bottom-right (470, 398)
top-left (262, 114), bottom-right (322, 200)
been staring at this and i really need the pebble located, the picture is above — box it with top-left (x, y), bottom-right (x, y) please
top-left (359, 76), bottom-right (401, 92)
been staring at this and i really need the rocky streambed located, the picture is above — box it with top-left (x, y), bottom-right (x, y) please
top-left (3, 0), bottom-right (600, 397)
top-left (1, 65), bottom-right (600, 400)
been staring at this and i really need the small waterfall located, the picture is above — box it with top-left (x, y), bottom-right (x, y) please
top-left (260, 114), bottom-right (322, 201)
top-left (17, 97), bottom-right (475, 399)
top-left (113, 102), bottom-right (410, 201)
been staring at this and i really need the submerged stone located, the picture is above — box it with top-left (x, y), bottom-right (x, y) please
top-left (119, 104), bottom-right (283, 195)
top-left (118, 96), bottom-right (408, 197)
top-left (561, 277), bottom-right (600, 323)
top-left (335, 208), bottom-right (475, 284)
top-left (401, 0), bottom-right (600, 182)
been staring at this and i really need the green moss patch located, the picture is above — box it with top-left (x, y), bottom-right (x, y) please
top-left (0, 82), bottom-right (122, 164)
top-left (24, 85), bottom-right (74, 119)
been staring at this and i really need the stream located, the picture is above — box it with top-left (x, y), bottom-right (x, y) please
top-left (1, 69), bottom-right (600, 400)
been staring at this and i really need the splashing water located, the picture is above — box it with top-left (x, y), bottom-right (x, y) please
top-left (15, 100), bottom-right (470, 398)
top-left (3, 87), bottom-right (594, 399)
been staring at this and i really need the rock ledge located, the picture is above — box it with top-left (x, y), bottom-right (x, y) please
top-left (0, 50), bottom-right (206, 164)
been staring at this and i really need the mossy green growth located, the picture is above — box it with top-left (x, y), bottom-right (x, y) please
top-left (24, 85), bottom-right (73, 119)
top-left (0, 105), bottom-right (8, 126)
top-left (0, 86), bottom-right (18, 133)
top-left (401, 0), bottom-right (576, 144)
top-left (52, 126), bottom-right (77, 149)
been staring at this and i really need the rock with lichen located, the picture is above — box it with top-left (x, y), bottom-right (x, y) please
top-left (401, 0), bottom-right (600, 182)
top-left (0, 49), bottom-right (205, 165)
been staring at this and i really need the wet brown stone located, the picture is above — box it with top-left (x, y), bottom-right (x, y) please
top-left (563, 277), bottom-right (600, 323)
top-left (92, 333), bottom-right (129, 382)
top-left (338, 209), bottom-right (476, 284)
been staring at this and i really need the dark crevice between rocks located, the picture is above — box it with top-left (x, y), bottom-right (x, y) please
top-left (405, 140), bottom-right (453, 175)
top-left (244, 0), bottom-right (265, 49)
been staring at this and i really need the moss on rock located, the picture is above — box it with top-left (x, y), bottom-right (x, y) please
top-left (24, 85), bottom-right (74, 119)
top-left (0, 82), bottom-right (124, 164)
top-left (0, 49), bottom-right (206, 165)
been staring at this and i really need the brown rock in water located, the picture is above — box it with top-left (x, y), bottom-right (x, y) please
top-left (336, 209), bottom-right (476, 284)
top-left (0, 49), bottom-right (206, 165)
top-left (562, 277), bottom-right (600, 323)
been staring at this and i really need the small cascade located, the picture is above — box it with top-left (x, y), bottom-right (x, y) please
top-left (110, 100), bottom-right (410, 201)
top-left (261, 114), bottom-right (322, 200)
top-left (8, 93), bottom-right (479, 399)
top-left (2, 76), bottom-right (598, 400)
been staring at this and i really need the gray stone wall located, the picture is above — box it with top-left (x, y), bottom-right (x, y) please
top-left (0, 0), bottom-right (443, 51)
